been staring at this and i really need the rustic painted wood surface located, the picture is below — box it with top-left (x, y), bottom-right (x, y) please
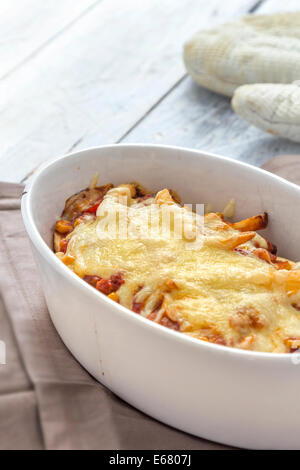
top-left (123, 0), bottom-right (300, 168)
top-left (1, 0), bottom-right (300, 183)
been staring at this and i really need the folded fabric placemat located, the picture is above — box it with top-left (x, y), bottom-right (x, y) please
top-left (0, 182), bottom-right (229, 450)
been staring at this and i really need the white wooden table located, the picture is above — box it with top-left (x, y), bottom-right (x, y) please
top-left (1, 0), bottom-right (300, 184)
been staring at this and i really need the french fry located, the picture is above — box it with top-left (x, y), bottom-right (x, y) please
top-left (155, 189), bottom-right (175, 206)
top-left (223, 198), bottom-right (235, 219)
top-left (55, 219), bottom-right (73, 234)
top-left (88, 172), bottom-right (99, 189)
top-left (254, 248), bottom-right (277, 264)
top-left (118, 183), bottom-right (136, 198)
top-left (220, 232), bottom-right (255, 250)
top-left (169, 189), bottom-right (181, 205)
top-left (205, 212), bottom-right (230, 230)
top-left (232, 212), bottom-right (268, 232)
top-left (131, 182), bottom-right (148, 197)
top-left (62, 255), bottom-right (75, 265)
top-left (263, 235), bottom-right (277, 254)
top-left (275, 258), bottom-right (293, 270)
top-left (53, 231), bottom-right (63, 253)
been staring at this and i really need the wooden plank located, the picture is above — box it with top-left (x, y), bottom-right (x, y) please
top-left (0, 0), bottom-right (98, 80)
top-left (122, 0), bottom-right (300, 168)
top-left (122, 77), bottom-right (300, 168)
top-left (255, 0), bottom-right (300, 13)
top-left (0, 0), bottom-right (259, 182)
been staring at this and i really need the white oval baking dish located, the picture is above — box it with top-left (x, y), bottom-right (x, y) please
top-left (22, 144), bottom-right (300, 450)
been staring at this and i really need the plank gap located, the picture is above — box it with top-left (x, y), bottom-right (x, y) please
top-left (0, 0), bottom-right (103, 82)
top-left (248, 0), bottom-right (265, 13)
top-left (117, 75), bottom-right (188, 143)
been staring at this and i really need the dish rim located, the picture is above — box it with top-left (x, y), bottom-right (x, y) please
top-left (21, 142), bottom-right (300, 362)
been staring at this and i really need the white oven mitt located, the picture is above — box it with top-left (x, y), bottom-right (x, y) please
top-left (183, 12), bottom-right (300, 97)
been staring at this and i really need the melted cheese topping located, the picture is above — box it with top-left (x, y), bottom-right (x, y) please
top-left (60, 185), bottom-right (300, 353)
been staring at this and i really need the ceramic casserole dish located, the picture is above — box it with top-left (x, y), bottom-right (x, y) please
top-left (21, 144), bottom-right (300, 449)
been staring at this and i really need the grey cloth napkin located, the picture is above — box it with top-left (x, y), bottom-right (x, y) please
top-left (0, 182), bottom-right (228, 450)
